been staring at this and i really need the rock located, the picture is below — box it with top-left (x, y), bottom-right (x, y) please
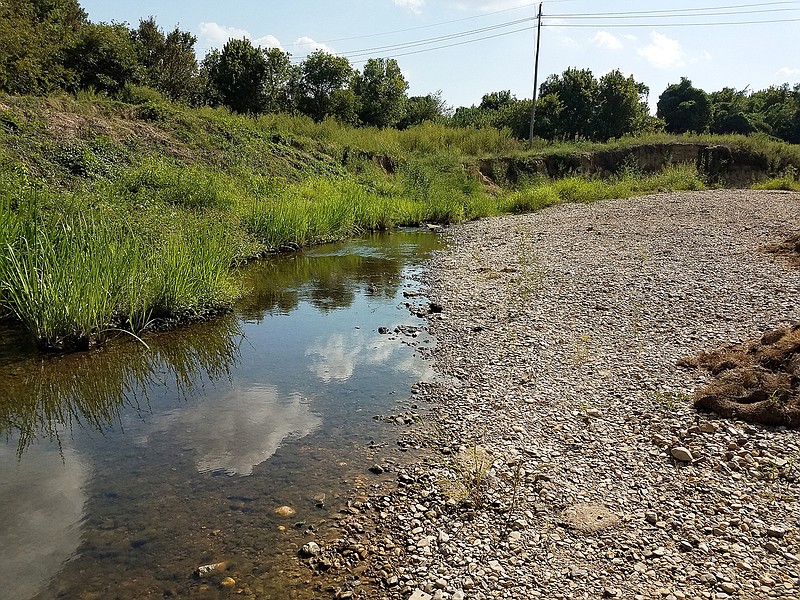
top-left (274, 505), bottom-right (296, 517)
top-left (645, 511), bottom-right (658, 524)
top-left (194, 562), bottom-right (227, 578)
top-left (369, 464), bottom-right (384, 475)
top-left (220, 577), bottom-right (236, 588)
top-left (452, 591), bottom-right (465, 600)
top-left (719, 582), bottom-right (738, 594)
top-left (671, 447), bottom-right (694, 462)
top-left (766, 526), bottom-right (787, 538)
top-left (462, 577), bottom-right (475, 590)
top-left (299, 542), bottom-right (321, 558)
top-left (699, 422), bottom-right (717, 433)
top-left (409, 590), bottom-right (433, 600)
top-left (378, 326), bottom-right (390, 334)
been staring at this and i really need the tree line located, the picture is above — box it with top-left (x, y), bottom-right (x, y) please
top-left (1, 0), bottom-right (798, 143)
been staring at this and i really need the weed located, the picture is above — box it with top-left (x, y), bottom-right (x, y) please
top-left (647, 389), bottom-right (692, 410)
top-left (438, 444), bottom-right (494, 507)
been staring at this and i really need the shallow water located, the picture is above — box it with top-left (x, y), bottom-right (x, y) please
top-left (0, 229), bottom-right (442, 600)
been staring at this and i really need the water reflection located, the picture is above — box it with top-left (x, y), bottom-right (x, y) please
top-left (0, 229), bottom-right (444, 600)
top-left (0, 315), bottom-right (243, 456)
top-left (306, 330), bottom-right (426, 383)
top-left (0, 442), bottom-right (88, 600)
top-left (143, 387), bottom-right (322, 476)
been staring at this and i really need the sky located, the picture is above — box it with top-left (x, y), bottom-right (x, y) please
top-left (78, 0), bottom-right (800, 113)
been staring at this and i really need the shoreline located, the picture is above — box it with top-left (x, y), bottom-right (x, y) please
top-left (311, 189), bottom-right (800, 600)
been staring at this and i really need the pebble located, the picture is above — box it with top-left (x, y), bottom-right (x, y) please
top-left (345, 191), bottom-right (800, 600)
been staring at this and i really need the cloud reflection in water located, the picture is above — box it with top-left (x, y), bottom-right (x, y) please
top-left (147, 386), bottom-right (322, 476)
top-left (0, 443), bottom-right (88, 600)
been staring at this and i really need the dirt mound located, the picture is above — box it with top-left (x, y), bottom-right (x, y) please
top-left (679, 324), bottom-right (800, 426)
top-left (765, 233), bottom-right (800, 267)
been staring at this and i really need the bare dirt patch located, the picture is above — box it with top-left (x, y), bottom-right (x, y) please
top-left (680, 324), bottom-right (800, 426)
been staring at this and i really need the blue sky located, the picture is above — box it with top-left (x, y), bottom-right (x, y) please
top-left (79, 1), bottom-right (800, 112)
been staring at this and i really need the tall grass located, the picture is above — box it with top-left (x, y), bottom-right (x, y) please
top-left (0, 182), bottom-right (239, 350)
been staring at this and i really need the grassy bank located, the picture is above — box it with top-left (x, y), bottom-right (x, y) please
top-left (1, 93), bottom-right (797, 351)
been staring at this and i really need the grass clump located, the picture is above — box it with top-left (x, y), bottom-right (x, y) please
top-left (0, 177), bottom-right (240, 351)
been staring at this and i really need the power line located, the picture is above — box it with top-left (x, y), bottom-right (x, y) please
top-left (295, 17), bottom-right (535, 61)
top-left (551, 7), bottom-right (800, 20)
top-left (545, 17), bottom-right (800, 27)
top-left (315, 3), bottom-right (538, 44)
top-left (348, 25), bottom-right (538, 65)
top-left (549, 1), bottom-right (798, 18)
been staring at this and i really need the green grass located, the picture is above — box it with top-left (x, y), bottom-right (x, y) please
top-left (0, 92), bottom-right (795, 353)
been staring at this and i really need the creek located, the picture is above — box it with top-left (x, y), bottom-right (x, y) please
top-left (0, 229), bottom-right (442, 600)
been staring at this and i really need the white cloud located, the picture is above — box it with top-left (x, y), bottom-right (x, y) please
top-left (591, 31), bottom-right (622, 50)
top-left (293, 36), bottom-right (333, 55)
top-left (637, 31), bottom-right (685, 69)
top-left (199, 22), bottom-right (283, 51)
top-left (777, 67), bottom-right (800, 80)
top-left (256, 35), bottom-right (283, 50)
top-left (395, 0), bottom-right (425, 12)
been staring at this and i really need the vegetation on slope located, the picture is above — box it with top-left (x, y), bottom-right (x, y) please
top-left (0, 93), bottom-right (798, 352)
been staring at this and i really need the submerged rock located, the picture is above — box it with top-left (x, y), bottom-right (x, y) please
top-left (274, 505), bottom-right (296, 517)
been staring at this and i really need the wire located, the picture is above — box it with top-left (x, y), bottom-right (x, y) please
top-left (296, 17), bottom-right (535, 61)
top-left (545, 17), bottom-right (800, 27)
top-left (349, 25), bottom-right (538, 65)
top-left (551, 7), bottom-right (800, 20)
top-left (550, 1), bottom-right (798, 18)
top-left (315, 3), bottom-right (538, 44)
top-left (290, 16), bottom-right (536, 62)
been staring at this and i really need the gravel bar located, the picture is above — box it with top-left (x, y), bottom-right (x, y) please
top-left (349, 190), bottom-right (800, 600)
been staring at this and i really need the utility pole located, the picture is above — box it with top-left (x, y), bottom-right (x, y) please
top-left (528, 2), bottom-right (543, 145)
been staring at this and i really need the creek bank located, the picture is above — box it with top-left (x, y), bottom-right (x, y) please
top-left (476, 143), bottom-right (777, 187)
top-left (297, 189), bottom-right (800, 599)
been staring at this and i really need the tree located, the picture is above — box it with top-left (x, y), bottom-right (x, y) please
top-left (0, 0), bottom-right (86, 94)
top-left (751, 84), bottom-right (800, 143)
top-left (354, 58), bottom-right (408, 128)
top-left (531, 93), bottom-right (564, 140)
top-left (539, 68), bottom-right (598, 140)
top-left (65, 22), bottom-right (139, 95)
top-left (479, 90), bottom-right (514, 112)
top-left (594, 70), bottom-right (650, 140)
top-left (263, 47), bottom-right (297, 113)
top-left (656, 78), bottom-right (711, 134)
top-left (209, 38), bottom-right (267, 114)
top-left (398, 92), bottom-right (451, 129)
top-left (298, 50), bottom-right (354, 121)
top-left (132, 17), bottom-right (199, 102)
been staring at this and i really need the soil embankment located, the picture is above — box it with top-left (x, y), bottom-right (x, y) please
top-left (306, 190), bottom-right (800, 599)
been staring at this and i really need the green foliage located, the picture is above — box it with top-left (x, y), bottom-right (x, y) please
top-left (112, 157), bottom-right (236, 210)
top-left (298, 50), bottom-right (354, 122)
top-left (209, 38), bottom-right (267, 114)
top-left (399, 92), bottom-right (451, 129)
top-left (354, 58), bottom-right (408, 128)
top-left (65, 22), bottom-right (139, 95)
top-left (540, 67), bottom-right (599, 140)
top-left (0, 0), bottom-right (86, 94)
top-left (263, 47), bottom-right (297, 114)
top-left (595, 70), bottom-right (651, 141)
top-left (657, 78), bottom-right (712, 134)
top-left (0, 174), bottom-right (239, 350)
top-left (131, 17), bottom-right (199, 102)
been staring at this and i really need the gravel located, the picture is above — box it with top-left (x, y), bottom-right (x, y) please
top-left (317, 190), bottom-right (800, 600)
